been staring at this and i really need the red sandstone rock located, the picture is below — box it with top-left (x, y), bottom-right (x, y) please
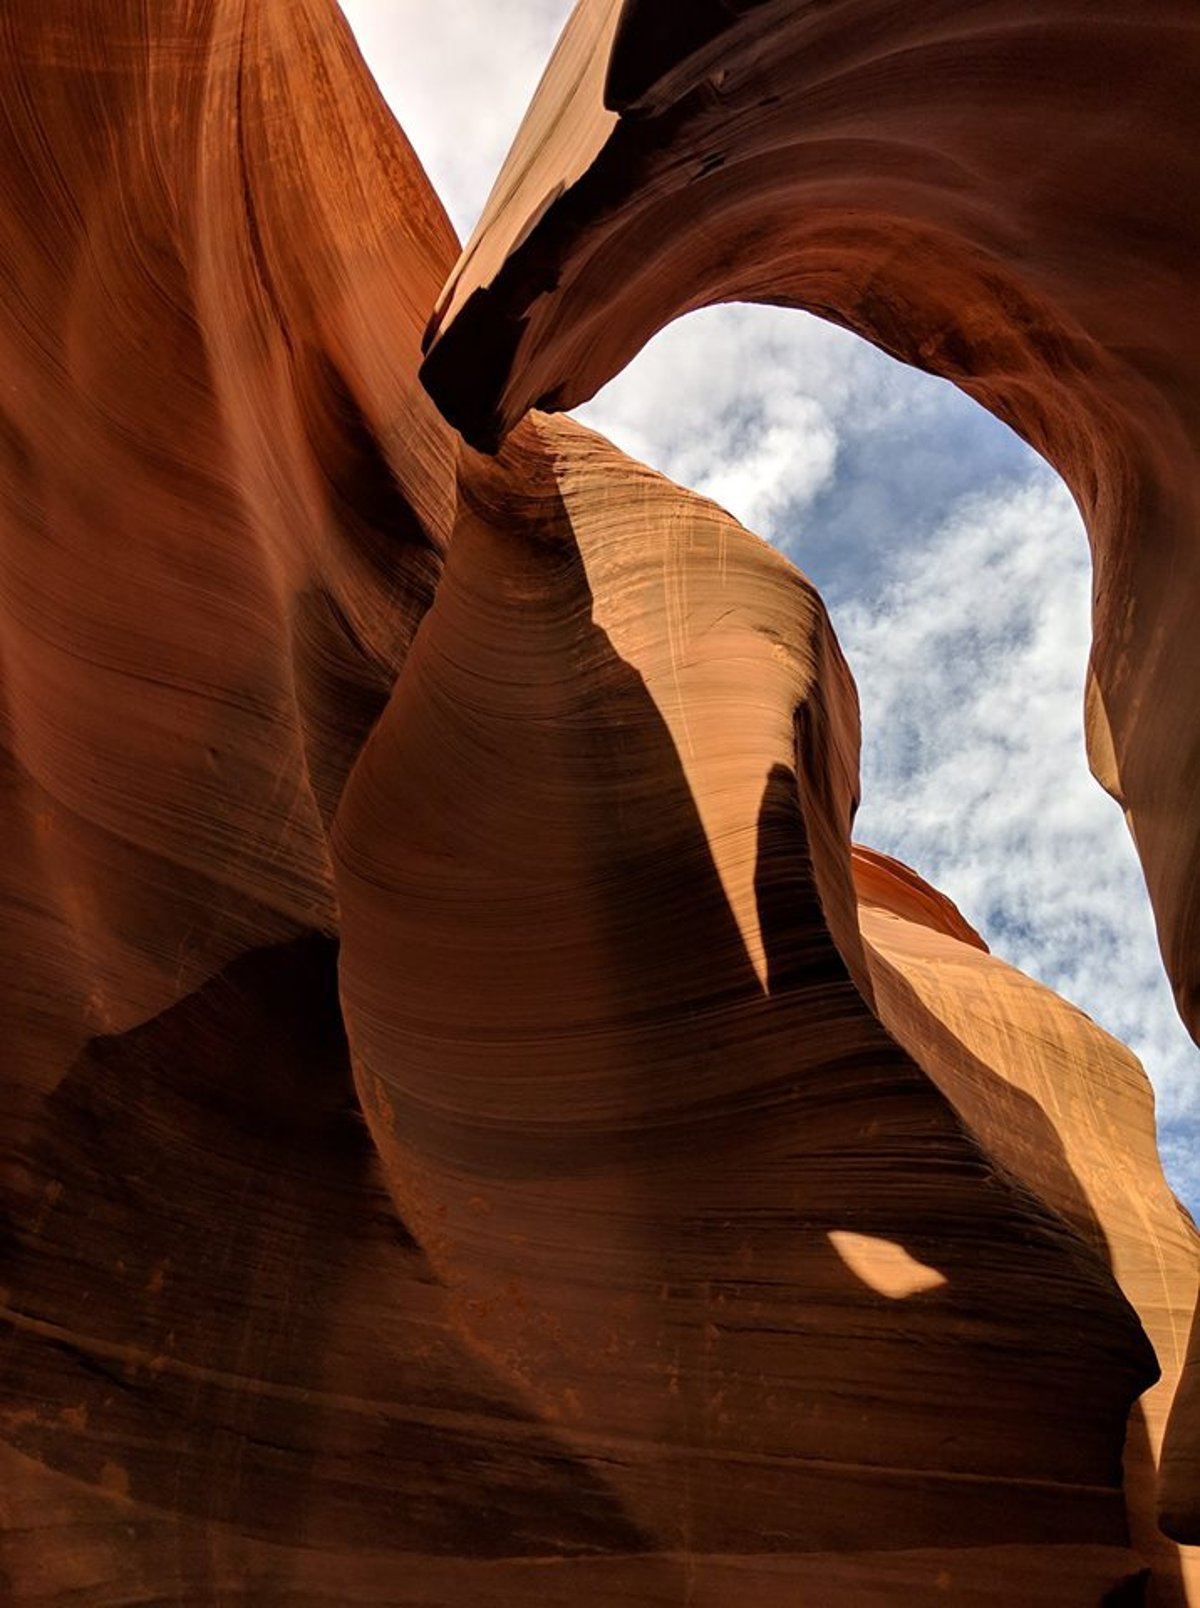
top-left (1, 2), bottom-right (1198, 1604)
top-left (0, 0), bottom-right (456, 1084)
top-left (419, 2), bottom-right (1200, 1545)
top-left (856, 847), bottom-right (1200, 1600)
top-left (333, 412), bottom-right (1189, 1602)
top-left (421, 0), bottom-right (1200, 1057)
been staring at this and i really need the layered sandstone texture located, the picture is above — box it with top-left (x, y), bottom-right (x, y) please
top-left (420, 0), bottom-right (1200, 1551)
top-left (1, 2), bottom-right (1198, 1606)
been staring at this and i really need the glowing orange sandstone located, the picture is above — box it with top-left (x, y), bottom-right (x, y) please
top-left (1, 2), bottom-right (1198, 1603)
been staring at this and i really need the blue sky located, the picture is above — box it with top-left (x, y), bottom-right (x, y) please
top-left (337, 0), bottom-right (1199, 1209)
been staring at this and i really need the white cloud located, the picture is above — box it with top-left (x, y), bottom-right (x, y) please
top-left (578, 304), bottom-right (1035, 603)
top-left (578, 306), bottom-right (845, 533)
top-left (337, 0), bottom-right (576, 238)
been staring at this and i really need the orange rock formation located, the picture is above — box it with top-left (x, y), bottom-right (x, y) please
top-left (420, 0), bottom-right (1200, 1561)
top-left (1, 1), bottom-right (1197, 1604)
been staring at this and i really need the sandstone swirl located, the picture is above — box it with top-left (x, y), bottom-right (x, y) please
top-left (421, 0), bottom-right (1200, 1057)
top-left (419, 0), bottom-right (1200, 1546)
top-left (335, 413), bottom-right (1196, 1604)
top-left (1, 2), bottom-right (1197, 1605)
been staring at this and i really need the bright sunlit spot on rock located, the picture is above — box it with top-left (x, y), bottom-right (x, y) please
top-left (828, 1231), bottom-right (948, 1300)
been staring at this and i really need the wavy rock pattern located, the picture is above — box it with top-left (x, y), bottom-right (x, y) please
top-left (419, 0), bottom-right (1200, 1550)
top-left (1, 1), bottom-right (1198, 1604)
top-left (422, 0), bottom-right (1200, 1053)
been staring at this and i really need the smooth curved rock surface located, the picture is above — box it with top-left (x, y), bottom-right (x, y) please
top-left (420, 0), bottom-right (1200, 1058)
top-left (0, 0), bottom-right (456, 1090)
top-left (855, 848), bottom-right (1200, 1600)
top-left (333, 412), bottom-right (1185, 1602)
top-left (418, 7), bottom-right (1200, 1538)
top-left (2, 1), bottom-right (1199, 1603)
top-left (1165, 1318), bottom-right (1200, 1549)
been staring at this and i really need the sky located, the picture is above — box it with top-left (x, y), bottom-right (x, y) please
top-left (337, 0), bottom-right (1199, 1208)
